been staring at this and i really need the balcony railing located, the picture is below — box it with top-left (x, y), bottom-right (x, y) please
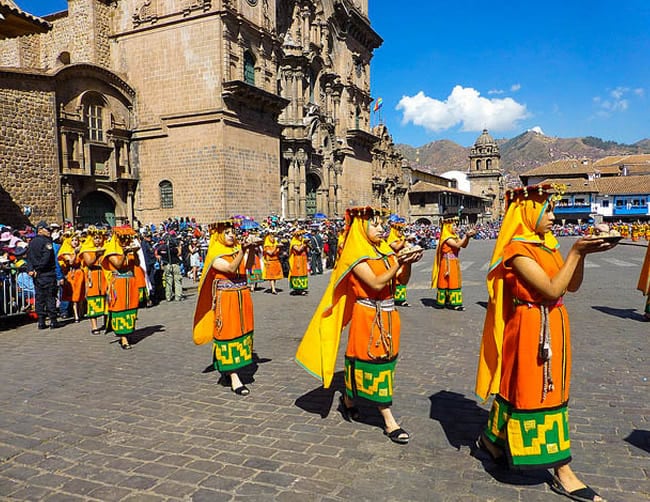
top-left (613, 206), bottom-right (649, 216)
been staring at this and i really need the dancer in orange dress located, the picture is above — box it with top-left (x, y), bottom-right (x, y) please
top-left (296, 207), bottom-right (423, 444)
top-left (58, 232), bottom-right (85, 323)
top-left (475, 184), bottom-right (613, 501)
top-left (431, 217), bottom-right (476, 310)
top-left (102, 226), bottom-right (140, 350)
top-left (79, 227), bottom-right (107, 334)
top-left (193, 220), bottom-right (258, 395)
top-left (387, 217), bottom-right (410, 306)
top-left (288, 228), bottom-right (309, 295)
top-left (262, 231), bottom-right (283, 294)
top-left (636, 242), bottom-right (650, 321)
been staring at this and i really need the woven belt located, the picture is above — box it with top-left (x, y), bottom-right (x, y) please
top-left (356, 298), bottom-right (395, 312)
top-left (214, 278), bottom-right (248, 290)
top-left (112, 271), bottom-right (134, 278)
top-left (513, 296), bottom-right (564, 308)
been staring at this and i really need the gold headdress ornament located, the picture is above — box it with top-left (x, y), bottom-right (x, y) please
top-left (208, 219), bottom-right (238, 235)
top-left (112, 225), bottom-right (136, 237)
top-left (86, 225), bottom-right (108, 237)
top-left (441, 216), bottom-right (459, 225)
top-left (505, 183), bottom-right (566, 208)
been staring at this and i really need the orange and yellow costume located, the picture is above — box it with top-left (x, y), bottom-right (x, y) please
top-left (636, 243), bottom-right (650, 319)
top-left (193, 221), bottom-right (254, 373)
top-left (262, 234), bottom-right (283, 280)
top-left (296, 207), bottom-right (400, 405)
top-left (431, 218), bottom-right (463, 308)
top-left (102, 227), bottom-right (140, 336)
top-left (288, 229), bottom-right (309, 293)
top-left (476, 186), bottom-right (573, 470)
top-left (58, 236), bottom-right (85, 303)
top-left (387, 221), bottom-right (408, 305)
top-left (79, 230), bottom-right (106, 319)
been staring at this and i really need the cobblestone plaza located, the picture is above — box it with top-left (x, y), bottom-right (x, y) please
top-left (0, 238), bottom-right (648, 501)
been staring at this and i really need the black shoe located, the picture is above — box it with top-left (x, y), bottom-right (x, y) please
top-left (38, 323), bottom-right (47, 330)
top-left (49, 321), bottom-right (60, 330)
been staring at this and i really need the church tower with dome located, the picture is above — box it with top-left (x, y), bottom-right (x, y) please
top-left (467, 129), bottom-right (504, 219)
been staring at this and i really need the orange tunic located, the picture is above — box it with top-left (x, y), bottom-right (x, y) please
top-left (263, 244), bottom-right (283, 280)
top-left (60, 255), bottom-right (85, 303)
top-left (212, 255), bottom-right (254, 342)
top-left (499, 241), bottom-right (571, 409)
top-left (345, 256), bottom-right (401, 361)
top-left (436, 241), bottom-right (462, 290)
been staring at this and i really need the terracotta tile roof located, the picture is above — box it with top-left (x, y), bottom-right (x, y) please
top-left (0, 0), bottom-right (51, 38)
top-left (593, 154), bottom-right (650, 167)
top-left (595, 175), bottom-right (650, 195)
top-left (537, 177), bottom-right (599, 193)
top-left (521, 159), bottom-right (595, 177)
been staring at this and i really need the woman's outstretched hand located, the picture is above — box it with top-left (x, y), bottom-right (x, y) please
top-left (573, 237), bottom-right (618, 255)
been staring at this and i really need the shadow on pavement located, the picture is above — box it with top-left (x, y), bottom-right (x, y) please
top-left (429, 390), bottom-right (487, 450)
top-left (294, 371), bottom-right (345, 418)
top-left (200, 352), bottom-right (270, 386)
top-left (624, 429), bottom-right (650, 453)
top-left (591, 305), bottom-right (646, 321)
top-left (476, 300), bottom-right (488, 310)
top-left (129, 324), bottom-right (166, 345)
top-left (420, 298), bottom-right (438, 308)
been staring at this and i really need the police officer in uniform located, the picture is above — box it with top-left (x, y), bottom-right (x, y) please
top-left (27, 221), bottom-right (59, 329)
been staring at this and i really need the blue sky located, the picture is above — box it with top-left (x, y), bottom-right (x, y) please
top-left (15, 0), bottom-right (650, 147)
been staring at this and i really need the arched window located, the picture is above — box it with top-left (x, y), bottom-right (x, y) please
top-left (159, 180), bottom-right (174, 209)
top-left (244, 51), bottom-right (255, 85)
top-left (476, 160), bottom-right (482, 170)
top-left (355, 106), bottom-right (361, 129)
top-left (83, 94), bottom-right (105, 142)
top-left (486, 159), bottom-right (492, 169)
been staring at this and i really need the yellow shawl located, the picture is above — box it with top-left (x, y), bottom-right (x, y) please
top-left (57, 236), bottom-right (76, 260)
top-left (192, 227), bottom-right (242, 345)
top-left (295, 211), bottom-right (394, 388)
top-left (475, 193), bottom-right (559, 401)
top-left (288, 230), bottom-right (306, 278)
top-left (430, 220), bottom-right (458, 287)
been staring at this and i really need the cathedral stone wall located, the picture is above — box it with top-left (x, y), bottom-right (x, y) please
top-left (340, 155), bottom-right (373, 207)
top-left (0, 74), bottom-right (61, 225)
top-left (134, 121), bottom-right (281, 224)
top-left (114, 16), bottom-right (223, 128)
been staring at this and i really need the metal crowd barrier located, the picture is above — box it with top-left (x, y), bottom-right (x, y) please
top-left (0, 273), bottom-right (34, 318)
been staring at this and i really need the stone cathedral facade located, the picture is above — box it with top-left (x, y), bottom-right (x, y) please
top-left (0, 0), bottom-right (404, 227)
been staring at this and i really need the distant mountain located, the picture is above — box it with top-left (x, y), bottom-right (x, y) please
top-left (396, 131), bottom-right (650, 180)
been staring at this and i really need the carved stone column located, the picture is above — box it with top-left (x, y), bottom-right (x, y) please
top-left (297, 149), bottom-right (307, 218)
top-left (333, 159), bottom-right (343, 216)
top-left (127, 189), bottom-right (135, 225)
top-left (60, 132), bottom-right (69, 170)
top-left (61, 182), bottom-right (74, 224)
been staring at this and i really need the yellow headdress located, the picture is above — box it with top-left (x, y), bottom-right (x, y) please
top-left (475, 184), bottom-right (564, 401)
top-left (295, 206), bottom-right (393, 388)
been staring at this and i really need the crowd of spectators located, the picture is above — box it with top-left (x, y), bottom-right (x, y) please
top-left (2, 216), bottom-right (649, 322)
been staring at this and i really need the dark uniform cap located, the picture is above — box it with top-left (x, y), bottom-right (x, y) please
top-left (36, 221), bottom-right (50, 230)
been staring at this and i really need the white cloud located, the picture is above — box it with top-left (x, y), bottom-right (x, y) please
top-left (510, 83), bottom-right (521, 92)
top-left (528, 126), bottom-right (545, 135)
top-left (487, 89), bottom-right (505, 95)
top-left (397, 86), bottom-right (529, 133)
top-left (593, 86), bottom-right (639, 116)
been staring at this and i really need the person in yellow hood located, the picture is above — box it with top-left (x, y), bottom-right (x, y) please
top-left (79, 226), bottom-right (107, 334)
top-left (475, 184), bottom-right (613, 501)
top-left (431, 216), bottom-right (476, 310)
top-left (193, 220), bottom-right (258, 396)
top-left (296, 206), bottom-right (423, 444)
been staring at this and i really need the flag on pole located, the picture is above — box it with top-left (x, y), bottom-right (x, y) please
top-left (373, 97), bottom-right (383, 112)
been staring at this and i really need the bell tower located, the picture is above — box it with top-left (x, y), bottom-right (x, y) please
top-left (467, 129), bottom-right (504, 219)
